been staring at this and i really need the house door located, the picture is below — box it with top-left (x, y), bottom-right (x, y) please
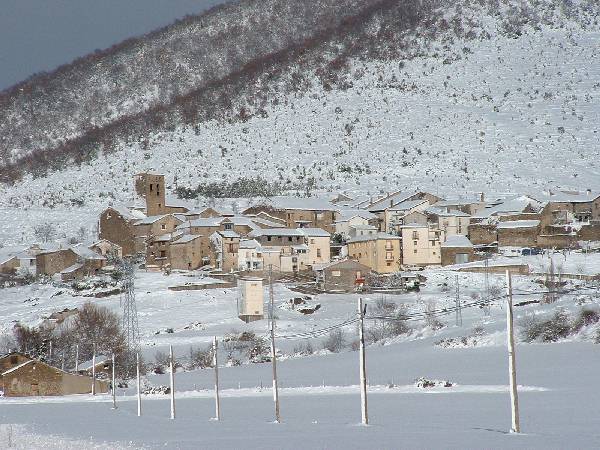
top-left (31, 382), bottom-right (39, 396)
top-left (455, 253), bottom-right (469, 264)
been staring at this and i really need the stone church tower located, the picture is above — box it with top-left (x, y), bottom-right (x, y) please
top-left (134, 173), bottom-right (166, 216)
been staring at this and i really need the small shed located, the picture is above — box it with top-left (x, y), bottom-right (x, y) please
top-left (313, 259), bottom-right (371, 292)
top-left (237, 277), bottom-right (264, 323)
top-left (0, 357), bottom-right (108, 397)
top-left (441, 235), bottom-right (475, 266)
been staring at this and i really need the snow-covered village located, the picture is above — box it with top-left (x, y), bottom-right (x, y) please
top-left (1, 0), bottom-right (600, 449)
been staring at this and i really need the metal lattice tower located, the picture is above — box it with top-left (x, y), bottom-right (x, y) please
top-left (121, 266), bottom-right (140, 377)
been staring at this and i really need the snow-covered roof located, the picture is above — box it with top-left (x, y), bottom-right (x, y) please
top-left (165, 196), bottom-right (194, 210)
top-left (348, 233), bottom-right (401, 243)
top-left (239, 239), bottom-right (261, 250)
top-left (249, 228), bottom-right (305, 238)
top-left (0, 246), bottom-right (26, 265)
top-left (541, 190), bottom-right (600, 203)
top-left (497, 220), bottom-right (540, 229)
top-left (388, 199), bottom-right (428, 212)
top-left (78, 355), bottom-right (110, 371)
top-left (350, 224), bottom-right (377, 230)
top-left (367, 191), bottom-right (423, 212)
top-left (218, 230), bottom-right (240, 238)
top-left (172, 234), bottom-right (202, 244)
top-left (269, 196), bottom-right (338, 211)
top-left (442, 235), bottom-right (474, 248)
top-left (429, 208), bottom-right (470, 218)
top-left (135, 214), bottom-right (169, 225)
top-left (109, 204), bottom-right (146, 221)
top-left (60, 263), bottom-right (84, 274)
top-left (292, 244), bottom-right (309, 250)
top-left (72, 245), bottom-right (105, 260)
top-left (473, 196), bottom-right (542, 219)
top-left (299, 228), bottom-right (330, 238)
top-left (336, 209), bottom-right (377, 222)
top-left (1, 359), bottom-right (35, 375)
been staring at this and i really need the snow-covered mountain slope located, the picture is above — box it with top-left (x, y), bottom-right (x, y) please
top-left (1, 0), bottom-right (600, 245)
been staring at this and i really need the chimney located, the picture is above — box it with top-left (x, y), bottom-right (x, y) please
top-left (480, 192), bottom-right (485, 202)
top-left (587, 188), bottom-right (592, 196)
top-left (390, 199), bottom-right (394, 207)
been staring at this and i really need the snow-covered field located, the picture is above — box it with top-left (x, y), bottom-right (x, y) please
top-left (2, 259), bottom-right (600, 448)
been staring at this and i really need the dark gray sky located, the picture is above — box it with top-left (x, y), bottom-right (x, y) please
top-left (0, 0), bottom-right (231, 90)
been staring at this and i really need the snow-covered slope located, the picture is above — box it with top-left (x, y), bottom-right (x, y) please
top-left (1, 0), bottom-right (599, 245)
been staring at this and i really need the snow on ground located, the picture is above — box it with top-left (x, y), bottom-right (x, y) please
top-left (2, 260), bottom-right (600, 447)
top-left (1, 6), bottom-right (600, 245)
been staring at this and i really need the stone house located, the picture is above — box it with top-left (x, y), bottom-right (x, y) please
top-left (348, 224), bottom-right (378, 238)
top-left (243, 197), bottom-right (339, 234)
top-left (431, 196), bottom-right (487, 216)
top-left (313, 259), bottom-right (371, 291)
top-left (0, 251), bottom-right (20, 275)
top-left (133, 214), bottom-right (183, 254)
top-left (399, 224), bottom-right (445, 267)
top-left (334, 210), bottom-right (377, 239)
top-left (299, 228), bottom-right (331, 266)
top-left (365, 191), bottom-right (441, 232)
top-left (468, 223), bottom-right (498, 245)
top-left (0, 355), bottom-right (108, 397)
top-left (134, 172), bottom-right (191, 216)
top-left (89, 239), bottom-right (123, 259)
top-left (98, 205), bottom-right (146, 256)
top-left (427, 209), bottom-right (470, 237)
top-left (441, 235), bottom-right (475, 266)
top-left (169, 234), bottom-right (205, 270)
top-left (383, 199), bottom-right (430, 234)
top-left (497, 220), bottom-right (540, 247)
top-left (237, 239), bottom-right (264, 272)
top-left (347, 233), bottom-right (402, 274)
top-left (248, 228), bottom-right (310, 273)
top-left (36, 248), bottom-right (79, 276)
top-left (539, 190), bottom-right (600, 223)
top-left (387, 211), bottom-right (428, 235)
top-left (211, 230), bottom-right (241, 272)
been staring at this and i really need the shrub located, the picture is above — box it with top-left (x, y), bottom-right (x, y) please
top-left (571, 308), bottom-right (600, 333)
top-left (520, 310), bottom-right (571, 343)
top-left (188, 345), bottom-right (213, 369)
top-left (322, 329), bottom-right (346, 353)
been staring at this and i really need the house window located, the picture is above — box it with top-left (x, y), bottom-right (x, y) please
top-left (161, 224), bottom-right (166, 230)
top-left (332, 270), bottom-right (341, 277)
top-left (150, 184), bottom-right (153, 191)
top-left (413, 241), bottom-right (418, 246)
top-left (387, 262), bottom-right (392, 266)
top-left (317, 249), bottom-right (322, 258)
top-left (386, 251), bottom-right (393, 260)
top-left (311, 239), bottom-right (315, 244)
top-left (158, 203), bottom-right (162, 209)
top-left (228, 244), bottom-right (235, 253)
top-left (267, 236), bottom-right (272, 242)
top-left (413, 249), bottom-right (418, 254)
top-left (160, 250), bottom-right (166, 258)
top-left (288, 236), bottom-right (293, 242)
top-left (224, 223), bottom-right (233, 230)
top-left (412, 231), bottom-right (419, 240)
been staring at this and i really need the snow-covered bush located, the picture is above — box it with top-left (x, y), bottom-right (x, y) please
top-left (571, 308), bottom-right (600, 333)
top-left (322, 329), bottom-right (346, 353)
top-left (187, 345), bottom-right (213, 370)
top-left (520, 309), bottom-right (571, 343)
top-left (415, 377), bottom-right (454, 388)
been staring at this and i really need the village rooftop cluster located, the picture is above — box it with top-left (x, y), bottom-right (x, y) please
top-left (2, 172), bottom-right (600, 289)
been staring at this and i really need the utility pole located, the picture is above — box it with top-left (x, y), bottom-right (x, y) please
top-left (61, 351), bottom-right (65, 371)
top-left (269, 264), bottom-right (281, 423)
top-left (92, 345), bottom-right (96, 396)
top-left (169, 345), bottom-right (176, 420)
top-left (484, 253), bottom-right (491, 316)
top-left (505, 270), bottom-right (520, 433)
top-left (111, 353), bottom-right (117, 410)
top-left (213, 336), bottom-right (221, 421)
top-left (358, 298), bottom-right (368, 425)
top-left (455, 275), bottom-right (462, 326)
top-left (48, 341), bottom-right (53, 364)
top-left (136, 353), bottom-right (142, 417)
top-left (75, 344), bottom-right (79, 372)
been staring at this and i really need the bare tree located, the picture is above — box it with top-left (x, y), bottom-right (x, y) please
top-left (33, 223), bottom-right (57, 243)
